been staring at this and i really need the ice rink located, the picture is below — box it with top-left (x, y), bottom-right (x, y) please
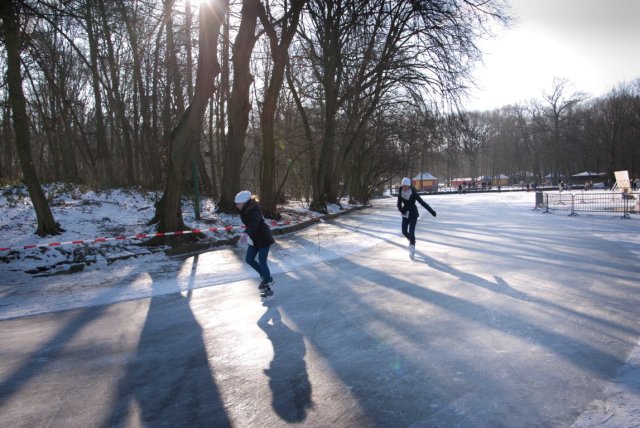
top-left (1, 192), bottom-right (639, 427)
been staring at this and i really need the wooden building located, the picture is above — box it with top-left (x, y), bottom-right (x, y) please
top-left (412, 172), bottom-right (438, 192)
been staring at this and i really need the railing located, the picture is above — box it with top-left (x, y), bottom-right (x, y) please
top-left (537, 191), bottom-right (639, 218)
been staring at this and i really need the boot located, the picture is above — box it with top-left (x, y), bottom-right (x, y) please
top-left (259, 278), bottom-right (275, 290)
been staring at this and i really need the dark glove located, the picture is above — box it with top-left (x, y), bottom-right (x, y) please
top-left (432, 210), bottom-right (437, 217)
top-left (426, 206), bottom-right (437, 217)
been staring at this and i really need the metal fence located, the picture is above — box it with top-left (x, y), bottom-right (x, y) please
top-left (537, 191), bottom-right (639, 218)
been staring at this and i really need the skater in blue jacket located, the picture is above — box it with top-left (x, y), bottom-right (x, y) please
top-left (235, 190), bottom-right (275, 297)
top-left (397, 177), bottom-right (436, 259)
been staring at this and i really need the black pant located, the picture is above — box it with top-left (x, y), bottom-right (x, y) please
top-left (401, 216), bottom-right (417, 245)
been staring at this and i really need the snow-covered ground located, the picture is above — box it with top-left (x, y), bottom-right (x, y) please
top-left (0, 184), bottom-right (378, 318)
top-left (1, 186), bottom-right (639, 426)
top-left (0, 184), bottom-right (333, 276)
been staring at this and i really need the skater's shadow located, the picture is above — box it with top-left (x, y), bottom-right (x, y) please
top-left (102, 256), bottom-right (231, 427)
top-left (258, 300), bottom-right (314, 422)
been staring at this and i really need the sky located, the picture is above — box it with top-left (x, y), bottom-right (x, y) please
top-left (466, 0), bottom-right (640, 111)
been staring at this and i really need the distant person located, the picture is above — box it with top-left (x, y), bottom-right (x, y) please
top-left (235, 190), bottom-right (275, 298)
top-left (397, 177), bottom-right (437, 259)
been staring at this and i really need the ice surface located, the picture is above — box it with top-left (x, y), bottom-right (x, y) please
top-left (0, 189), bottom-right (639, 426)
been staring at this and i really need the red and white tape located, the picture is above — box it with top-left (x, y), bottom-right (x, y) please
top-left (0, 220), bottom-right (291, 252)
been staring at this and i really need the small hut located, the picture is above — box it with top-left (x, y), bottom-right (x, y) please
top-left (412, 172), bottom-right (438, 192)
top-left (494, 174), bottom-right (510, 186)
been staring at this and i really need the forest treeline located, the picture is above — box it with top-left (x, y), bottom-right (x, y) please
top-left (0, 0), bottom-right (638, 236)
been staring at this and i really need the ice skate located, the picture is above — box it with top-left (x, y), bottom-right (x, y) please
top-left (409, 244), bottom-right (415, 260)
top-left (260, 286), bottom-right (274, 298)
top-left (259, 279), bottom-right (275, 290)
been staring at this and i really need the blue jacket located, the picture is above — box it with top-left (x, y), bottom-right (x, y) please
top-left (397, 186), bottom-right (436, 219)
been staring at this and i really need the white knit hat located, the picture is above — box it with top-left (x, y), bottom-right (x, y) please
top-left (401, 177), bottom-right (411, 186)
top-left (234, 190), bottom-right (251, 203)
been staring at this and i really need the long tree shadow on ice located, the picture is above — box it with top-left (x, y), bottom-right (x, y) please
top-left (280, 234), bottom-right (640, 425)
top-left (102, 255), bottom-right (231, 427)
top-left (413, 249), bottom-right (530, 300)
top-left (258, 299), bottom-right (313, 422)
top-left (413, 248), bottom-right (639, 337)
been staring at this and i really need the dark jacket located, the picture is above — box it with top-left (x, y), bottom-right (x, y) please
top-left (397, 186), bottom-right (436, 219)
top-left (239, 199), bottom-right (275, 248)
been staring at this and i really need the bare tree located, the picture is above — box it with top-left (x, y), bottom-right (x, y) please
top-left (542, 77), bottom-right (587, 182)
top-left (97, 0), bottom-right (136, 184)
top-left (1, 0), bottom-right (61, 236)
top-left (115, 0), bottom-right (154, 185)
top-left (149, 0), bottom-right (226, 233)
top-left (298, 0), bottom-right (508, 211)
top-left (208, 4), bottom-right (232, 202)
top-left (257, 0), bottom-right (306, 218)
top-left (510, 104), bottom-right (542, 178)
top-left (442, 113), bottom-right (477, 182)
top-left (218, 0), bottom-right (260, 213)
top-left (85, 0), bottom-right (112, 185)
top-left (4, 0), bottom-right (640, 210)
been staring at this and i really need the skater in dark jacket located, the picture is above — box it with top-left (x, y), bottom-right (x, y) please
top-left (235, 190), bottom-right (275, 297)
top-left (397, 177), bottom-right (436, 258)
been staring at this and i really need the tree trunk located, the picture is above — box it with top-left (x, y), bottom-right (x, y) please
top-left (218, 0), bottom-right (259, 213)
top-left (286, 62), bottom-right (316, 203)
top-left (1, 104), bottom-right (16, 179)
top-left (185, 1), bottom-right (194, 101)
top-left (150, 1), bottom-right (224, 233)
top-left (313, 91), bottom-right (338, 212)
top-left (196, 149), bottom-right (214, 195)
top-left (208, 97), bottom-right (220, 200)
top-left (209, 7), bottom-right (230, 202)
top-left (308, 1), bottom-right (342, 213)
top-left (151, 20), bottom-right (164, 185)
top-left (1, 0), bottom-right (60, 236)
top-left (165, 0), bottom-right (185, 116)
top-left (257, 0), bottom-right (305, 219)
